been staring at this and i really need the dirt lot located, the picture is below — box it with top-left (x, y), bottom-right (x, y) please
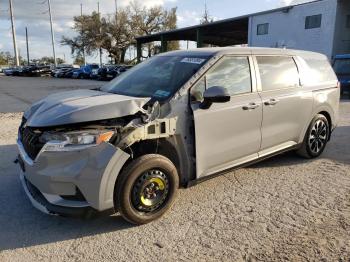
top-left (0, 76), bottom-right (350, 261)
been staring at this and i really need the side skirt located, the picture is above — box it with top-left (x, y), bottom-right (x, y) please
top-left (186, 144), bottom-right (300, 188)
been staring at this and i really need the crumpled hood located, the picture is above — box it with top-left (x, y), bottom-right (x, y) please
top-left (24, 89), bottom-right (151, 127)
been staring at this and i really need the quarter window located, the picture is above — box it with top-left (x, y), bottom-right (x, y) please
top-left (305, 14), bottom-right (322, 29)
top-left (257, 56), bottom-right (300, 91)
top-left (206, 57), bottom-right (252, 96)
top-left (257, 23), bottom-right (269, 35)
top-left (346, 15), bottom-right (350, 28)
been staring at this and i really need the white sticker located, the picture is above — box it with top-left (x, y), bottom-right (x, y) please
top-left (181, 58), bottom-right (206, 65)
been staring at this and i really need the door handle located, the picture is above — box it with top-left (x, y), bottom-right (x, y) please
top-left (242, 103), bottom-right (260, 110)
top-left (264, 99), bottom-right (279, 106)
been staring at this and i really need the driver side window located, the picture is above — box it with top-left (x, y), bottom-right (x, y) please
top-left (190, 56), bottom-right (252, 102)
top-left (206, 56), bottom-right (252, 96)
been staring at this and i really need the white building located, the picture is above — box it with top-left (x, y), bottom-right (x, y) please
top-left (248, 0), bottom-right (350, 59)
top-left (136, 0), bottom-right (350, 61)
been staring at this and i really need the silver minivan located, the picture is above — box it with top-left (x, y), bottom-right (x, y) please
top-left (17, 47), bottom-right (339, 224)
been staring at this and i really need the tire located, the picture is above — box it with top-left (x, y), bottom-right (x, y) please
top-left (114, 154), bottom-right (179, 225)
top-left (297, 114), bottom-right (330, 159)
top-left (79, 74), bottom-right (84, 79)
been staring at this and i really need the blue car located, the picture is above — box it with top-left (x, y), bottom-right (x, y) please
top-left (72, 64), bottom-right (99, 79)
top-left (333, 54), bottom-right (350, 96)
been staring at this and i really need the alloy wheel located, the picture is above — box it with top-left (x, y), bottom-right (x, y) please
top-left (308, 119), bottom-right (328, 155)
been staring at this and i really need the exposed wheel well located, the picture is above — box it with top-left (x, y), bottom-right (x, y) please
top-left (122, 139), bottom-right (181, 179)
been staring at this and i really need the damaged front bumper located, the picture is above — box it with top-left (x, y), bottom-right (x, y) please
top-left (17, 139), bottom-right (130, 216)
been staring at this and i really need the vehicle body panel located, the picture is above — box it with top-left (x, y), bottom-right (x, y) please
top-left (18, 139), bottom-right (129, 211)
top-left (258, 87), bottom-right (314, 150)
top-left (24, 89), bottom-right (150, 127)
top-left (192, 92), bottom-right (263, 178)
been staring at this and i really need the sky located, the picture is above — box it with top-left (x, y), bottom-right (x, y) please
top-left (0, 0), bottom-right (310, 64)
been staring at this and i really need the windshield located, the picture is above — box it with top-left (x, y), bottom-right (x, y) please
top-left (101, 55), bottom-right (210, 100)
top-left (334, 59), bottom-right (350, 75)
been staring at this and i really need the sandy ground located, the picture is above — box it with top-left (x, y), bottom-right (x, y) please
top-left (0, 76), bottom-right (350, 261)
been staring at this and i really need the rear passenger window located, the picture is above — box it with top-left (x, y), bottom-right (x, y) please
top-left (206, 57), bottom-right (252, 96)
top-left (257, 56), bottom-right (300, 91)
top-left (302, 57), bottom-right (337, 84)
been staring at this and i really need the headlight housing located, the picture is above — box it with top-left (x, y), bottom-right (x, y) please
top-left (39, 130), bottom-right (114, 152)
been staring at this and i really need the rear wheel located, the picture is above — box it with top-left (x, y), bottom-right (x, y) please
top-left (297, 114), bottom-right (330, 158)
top-left (114, 154), bottom-right (179, 225)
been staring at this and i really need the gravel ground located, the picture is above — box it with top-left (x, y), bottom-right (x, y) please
top-left (0, 77), bottom-right (350, 261)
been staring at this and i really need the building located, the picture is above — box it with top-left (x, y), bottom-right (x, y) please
top-left (136, 0), bottom-right (350, 61)
top-left (249, 0), bottom-right (350, 59)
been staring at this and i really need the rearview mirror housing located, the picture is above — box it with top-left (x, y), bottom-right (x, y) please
top-left (200, 86), bottom-right (230, 109)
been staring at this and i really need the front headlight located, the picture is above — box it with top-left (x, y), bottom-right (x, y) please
top-left (40, 131), bottom-right (114, 152)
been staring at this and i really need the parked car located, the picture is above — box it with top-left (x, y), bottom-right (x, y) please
top-left (62, 68), bottom-right (80, 78)
top-left (72, 64), bottom-right (99, 79)
top-left (95, 65), bottom-right (119, 81)
top-left (90, 66), bottom-right (104, 80)
top-left (98, 65), bottom-right (133, 81)
top-left (53, 67), bottom-right (74, 78)
top-left (51, 65), bottom-right (75, 77)
top-left (11, 66), bottom-right (24, 76)
top-left (3, 67), bottom-right (15, 76)
top-left (20, 65), bottom-right (51, 77)
top-left (17, 47), bottom-right (339, 225)
top-left (333, 54), bottom-right (350, 97)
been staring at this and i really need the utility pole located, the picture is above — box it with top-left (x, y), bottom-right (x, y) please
top-left (48, 0), bottom-right (57, 67)
top-left (81, 3), bottom-right (86, 65)
top-left (9, 0), bottom-right (19, 66)
top-left (25, 27), bottom-right (30, 65)
top-left (98, 2), bottom-right (102, 66)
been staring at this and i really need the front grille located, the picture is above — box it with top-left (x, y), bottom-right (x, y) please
top-left (20, 120), bottom-right (44, 160)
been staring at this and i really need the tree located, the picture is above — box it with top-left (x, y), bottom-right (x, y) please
top-left (73, 55), bottom-right (85, 66)
top-left (61, 12), bottom-right (102, 59)
top-left (101, 8), bottom-right (135, 63)
top-left (130, 2), bottom-right (179, 57)
top-left (0, 52), bottom-right (10, 65)
top-left (31, 57), bottom-right (65, 65)
top-left (61, 2), bottom-right (179, 64)
top-left (200, 3), bottom-right (214, 24)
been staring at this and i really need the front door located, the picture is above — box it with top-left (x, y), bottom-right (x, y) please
top-left (191, 56), bottom-right (263, 178)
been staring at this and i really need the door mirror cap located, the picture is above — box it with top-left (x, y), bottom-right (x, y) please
top-left (200, 86), bottom-right (231, 109)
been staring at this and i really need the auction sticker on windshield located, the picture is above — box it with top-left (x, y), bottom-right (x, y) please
top-left (154, 90), bottom-right (171, 97)
top-left (181, 58), bottom-right (206, 64)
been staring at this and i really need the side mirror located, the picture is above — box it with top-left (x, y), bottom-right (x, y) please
top-left (200, 86), bottom-right (230, 109)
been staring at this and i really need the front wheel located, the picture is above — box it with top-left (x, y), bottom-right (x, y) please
top-left (297, 114), bottom-right (330, 159)
top-left (114, 154), bottom-right (179, 225)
